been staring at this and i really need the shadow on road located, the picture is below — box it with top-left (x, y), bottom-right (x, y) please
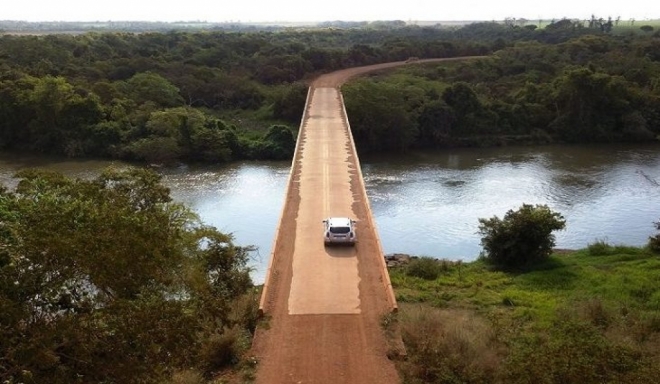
top-left (324, 245), bottom-right (357, 258)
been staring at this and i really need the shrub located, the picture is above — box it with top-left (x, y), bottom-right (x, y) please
top-left (588, 239), bottom-right (615, 256)
top-left (647, 220), bottom-right (660, 254)
top-left (168, 370), bottom-right (206, 384)
top-left (257, 125), bottom-right (296, 160)
top-left (590, 240), bottom-right (646, 257)
top-left (399, 306), bottom-right (502, 383)
top-left (478, 204), bottom-right (566, 268)
top-left (198, 326), bottom-right (251, 375)
top-left (503, 319), bottom-right (642, 383)
top-left (406, 257), bottom-right (446, 280)
top-left (229, 289), bottom-right (262, 334)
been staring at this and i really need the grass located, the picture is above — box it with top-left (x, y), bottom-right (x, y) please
top-left (390, 246), bottom-right (660, 383)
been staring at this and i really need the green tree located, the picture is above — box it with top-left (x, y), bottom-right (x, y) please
top-left (343, 80), bottom-right (418, 153)
top-left (417, 99), bottom-right (456, 146)
top-left (0, 77), bottom-right (31, 149)
top-left (478, 204), bottom-right (566, 268)
top-left (442, 82), bottom-right (485, 136)
top-left (120, 71), bottom-right (184, 107)
top-left (19, 75), bottom-right (103, 154)
top-left (136, 106), bottom-right (237, 162)
top-left (189, 120), bottom-right (239, 162)
top-left (258, 124), bottom-right (296, 160)
top-left (549, 68), bottom-right (643, 142)
top-left (272, 82), bottom-right (308, 123)
top-left (123, 136), bottom-right (182, 164)
top-left (0, 168), bottom-right (255, 383)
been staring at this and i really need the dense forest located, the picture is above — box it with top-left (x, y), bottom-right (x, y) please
top-left (1, 20), bottom-right (660, 383)
top-left (2, 20), bottom-right (658, 165)
top-left (343, 23), bottom-right (660, 152)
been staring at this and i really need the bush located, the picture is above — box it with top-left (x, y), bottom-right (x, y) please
top-left (399, 307), bottom-right (502, 383)
top-left (257, 125), bottom-right (296, 160)
top-left (198, 326), bottom-right (251, 374)
top-left (503, 319), bottom-right (642, 383)
top-left (168, 370), bottom-right (206, 384)
top-left (647, 220), bottom-right (660, 254)
top-left (405, 257), bottom-right (446, 280)
top-left (588, 239), bottom-right (615, 256)
top-left (478, 204), bottom-right (566, 268)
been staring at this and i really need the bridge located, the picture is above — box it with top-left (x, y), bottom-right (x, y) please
top-left (251, 58), bottom-right (477, 384)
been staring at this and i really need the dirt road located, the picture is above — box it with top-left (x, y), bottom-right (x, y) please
top-left (252, 57), bottom-right (480, 384)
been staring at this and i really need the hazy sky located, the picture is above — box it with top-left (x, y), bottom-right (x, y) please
top-left (2, 0), bottom-right (657, 23)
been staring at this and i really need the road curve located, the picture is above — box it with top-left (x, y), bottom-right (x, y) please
top-left (252, 57), bottom-right (482, 384)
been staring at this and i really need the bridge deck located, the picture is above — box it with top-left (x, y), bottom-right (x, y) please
top-left (252, 84), bottom-right (398, 383)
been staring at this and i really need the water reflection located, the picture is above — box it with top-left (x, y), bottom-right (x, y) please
top-left (161, 162), bottom-right (290, 283)
top-left (362, 144), bottom-right (660, 261)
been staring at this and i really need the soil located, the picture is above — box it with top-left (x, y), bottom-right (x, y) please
top-left (250, 58), bottom-right (480, 384)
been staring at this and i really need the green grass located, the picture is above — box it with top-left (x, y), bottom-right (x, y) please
top-left (390, 247), bottom-right (660, 383)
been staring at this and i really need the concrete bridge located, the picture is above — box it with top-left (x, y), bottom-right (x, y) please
top-left (252, 58), bottom-right (478, 384)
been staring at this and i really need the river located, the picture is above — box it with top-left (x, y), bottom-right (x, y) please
top-left (2, 143), bottom-right (660, 283)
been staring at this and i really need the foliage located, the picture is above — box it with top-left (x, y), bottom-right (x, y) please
top-left (2, 24), bottom-right (660, 160)
top-left (405, 257), bottom-right (447, 280)
top-left (398, 307), bottom-right (501, 383)
top-left (648, 220), bottom-right (660, 254)
top-left (120, 71), bottom-right (185, 107)
top-left (389, 248), bottom-right (660, 383)
top-left (502, 319), bottom-right (641, 383)
top-left (588, 239), bottom-right (644, 256)
top-left (252, 125), bottom-right (296, 160)
top-left (343, 79), bottom-right (419, 153)
top-left (341, 32), bottom-right (660, 152)
top-left (478, 204), bottom-right (566, 268)
top-left (0, 168), bottom-right (257, 383)
top-left (271, 82), bottom-right (309, 124)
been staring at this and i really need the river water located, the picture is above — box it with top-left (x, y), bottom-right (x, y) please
top-left (2, 143), bottom-right (660, 283)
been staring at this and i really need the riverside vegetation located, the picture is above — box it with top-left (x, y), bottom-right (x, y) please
top-left (390, 204), bottom-right (660, 383)
top-left (2, 19), bottom-right (660, 383)
top-left (0, 168), bottom-right (261, 383)
top-left (2, 173), bottom-right (659, 383)
top-left (1, 19), bottom-right (660, 164)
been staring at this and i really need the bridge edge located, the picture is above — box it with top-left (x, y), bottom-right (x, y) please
top-left (257, 87), bottom-right (313, 317)
top-left (338, 90), bottom-right (399, 313)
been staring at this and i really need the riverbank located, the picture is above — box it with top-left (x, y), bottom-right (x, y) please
top-left (4, 143), bottom-right (660, 285)
top-left (387, 244), bottom-right (660, 382)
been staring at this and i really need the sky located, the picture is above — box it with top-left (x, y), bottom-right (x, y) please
top-left (2, 0), bottom-right (657, 23)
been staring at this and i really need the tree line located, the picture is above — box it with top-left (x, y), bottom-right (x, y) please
top-left (1, 19), bottom-right (660, 383)
top-left (343, 29), bottom-right (660, 153)
top-left (4, 20), bottom-right (656, 163)
top-left (0, 26), bottom-right (494, 164)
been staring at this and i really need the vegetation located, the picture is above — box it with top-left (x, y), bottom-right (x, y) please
top-left (2, 19), bottom-right (659, 161)
top-left (343, 31), bottom-right (660, 153)
top-left (2, 19), bottom-right (660, 383)
top-left (0, 25), bottom-right (497, 164)
top-left (390, 244), bottom-right (660, 383)
top-left (0, 168), bottom-right (259, 383)
top-left (405, 257), bottom-right (450, 280)
top-left (478, 204), bottom-right (566, 268)
top-left (648, 220), bottom-right (660, 253)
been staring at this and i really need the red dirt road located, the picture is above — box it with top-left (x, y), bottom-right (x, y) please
top-left (252, 58), bottom-right (480, 384)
